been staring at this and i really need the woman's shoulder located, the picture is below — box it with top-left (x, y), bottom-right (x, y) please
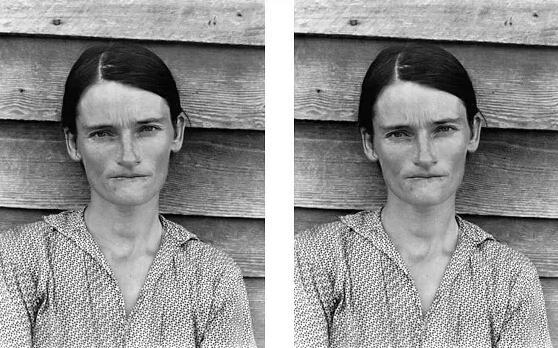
top-left (295, 218), bottom-right (350, 247)
top-left (0, 211), bottom-right (72, 274)
top-left (295, 212), bottom-right (359, 249)
top-left (459, 217), bottom-right (539, 279)
top-left (295, 211), bottom-right (372, 269)
top-left (161, 216), bottom-right (242, 277)
top-left (0, 215), bottom-right (58, 252)
top-left (296, 209), bottom-right (379, 246)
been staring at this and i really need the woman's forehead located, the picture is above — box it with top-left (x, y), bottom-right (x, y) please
top-left (374, 81), bottom-right (467, 128)
top-left (76, 81), bottom-right (170, 128)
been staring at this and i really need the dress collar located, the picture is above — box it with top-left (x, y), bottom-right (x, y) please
top-left (42, 207), bottom-right (199, 275)
top-left (43, 207), bottom-right (198, 247)
top-left (339, 208), bottom-right (495, 272)
top-left (340, 208), bottom-right (496, 319)
top-left (340, 208), bottom-right (494, 250)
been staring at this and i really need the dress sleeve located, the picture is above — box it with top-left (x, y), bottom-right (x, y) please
top-left (200, 262), bottom-right (257, 348)
top-left (496, 262), bottom-right (552, 348)
top-left (294, 260), bottom-right (330, 348)
top-left (294, 226), bottom-right (344, 348)
top-left (0, 228), bottom-right (39, 348)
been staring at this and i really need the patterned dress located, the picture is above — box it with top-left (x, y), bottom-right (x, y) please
top-left (0, 208), bottom-right (256, 348)
top-left (295, 209), bottom-right (552, 348)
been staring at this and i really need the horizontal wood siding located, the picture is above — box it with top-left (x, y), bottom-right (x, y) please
top-left (1, 1), bottom-right (264, 345)
top-left (542, 278), bottom-right (558, 343)
top-left (296, 0), bottom-right (558, 343)
top-left (0, 120), bottom-right (264, 218)
top-left (245, 278), bottom-right (265, 347)
top-left (0, 37), bottom-right (264, 130)
top-left (295, 0), bottom-right (558, 46)
top-left (295, 37), bottom-right (558, 130)
top-left (0, 0), bottom-right (264, 46)
top-left (295, 121), bottom-right (558, 218)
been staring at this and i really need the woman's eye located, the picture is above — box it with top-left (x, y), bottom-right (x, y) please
top-left (436, 126), bottom-right (455, 133)
top-left (386, 131), bottom-right (408, 138)
top-left (90, 130), bottom-right (112, 138)
top-left (140, 125), bottom-right (159, 133)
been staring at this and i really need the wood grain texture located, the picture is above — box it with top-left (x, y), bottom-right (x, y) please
top-left (295, 36), bottom-right (558, 130)
top-left (542, 278), bottom-right (558, 345)
top-left (295, 121), bottom-right (558, 218)
top-left (295, 0), bottom-right (558, 46)
top-left (0, 207), bottom-right (264, 277)
top-left (245, 278), bottom-right (265, 347)
top-left (0, 120), bottom-right (264, 218)
top-left (0, 36), bottom-right (264, 130)
top-left (294, 208), bottom-right (558, 277)
top-left (0, 0), bottom-right (264, 46)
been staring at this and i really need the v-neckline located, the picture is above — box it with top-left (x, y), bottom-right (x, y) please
top-left (78, 211), bottom-right (176, 322)
top-left (378, 215), bottom-right (471, 321)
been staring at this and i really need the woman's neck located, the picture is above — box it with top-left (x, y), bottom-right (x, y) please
top-left (84, 194), bottom-right (162, 260)
top-left (382, 193), bottom-right (459, 260)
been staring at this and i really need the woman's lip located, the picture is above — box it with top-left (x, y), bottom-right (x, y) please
top-left (111, 175), bottom-right (149, 179)
top-left (407, 175), bottom-right (445, 179)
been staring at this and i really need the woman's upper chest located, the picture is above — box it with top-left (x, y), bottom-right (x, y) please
top-left (332, 241), bottom-right (500, 346)
top-left (34, 245), bottom-right (207, 346)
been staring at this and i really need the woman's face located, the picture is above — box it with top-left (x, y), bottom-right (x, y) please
top-left (65, 81), bottom-right (185, 208)
top-left (361, 81), bottom-right (481, 208)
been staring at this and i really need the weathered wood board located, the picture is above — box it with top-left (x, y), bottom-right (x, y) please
top-left (295, 121), bottom-right (558, 218)
top-left (0, 120), bottom-right (264, 218)
top-left (541, 278), bottom-right (558, 344)
top-left (241, 278), bottom-right (265, 347)
top-left (0, 36), bottom-right (264, 130)
top-left (0, 207), bottom-right (264, 277)
top-left (295, 0), bottom-right (558, 46)
top-left (295, 36), bottom-right (558, 130)
top-left (0, 0), bottom-right (264, 46)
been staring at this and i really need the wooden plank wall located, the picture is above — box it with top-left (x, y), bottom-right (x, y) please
top-left (295, 0), bottom-right (558, 344)
top-left (0, 1), bottom-right (264, 346)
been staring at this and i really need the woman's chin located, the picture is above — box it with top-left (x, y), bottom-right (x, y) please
top-left (92, 188), bottom-right (159, 208)
top-left (393, 187), bottom-right (455, 208)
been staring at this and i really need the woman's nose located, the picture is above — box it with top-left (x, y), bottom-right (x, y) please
top-left (414, 134), bottom-right (437, 168)
top-left (118, 133), bottom-right (140, 166)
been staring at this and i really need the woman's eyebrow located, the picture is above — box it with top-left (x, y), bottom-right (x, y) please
top-left (379, 116), bottom-right (462, 131)
top-left (379, 124), bottom-right (412, 131)
top-left (137, 116), bottom-right (166, 124)
top-left (82, 116), bottom-right (166, 130)
top-left (81, 124), bottom-right (113, 132)
top-left (433, 117), bottom-right (461, 125)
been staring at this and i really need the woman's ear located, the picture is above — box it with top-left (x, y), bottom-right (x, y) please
top-left (64, 128), bottom-right (82, 162)
top-left (467, 113), bottom-right (482, 153)
top-left (170, 113), bottom-right (186, 153)
top-left (360, 127), bottom-right (378, 162)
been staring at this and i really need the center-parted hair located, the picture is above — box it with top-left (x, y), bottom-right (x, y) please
top-left (358, 44), bottom-right (479, 135)
top-left (61, 43), bottom-right (184, 135)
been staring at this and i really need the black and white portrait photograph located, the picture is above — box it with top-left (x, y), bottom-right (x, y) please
top-left (294, 0), bottom-right (558, 347)
top-left (0, 1), bottom-right (264, 347)
top-left (2, 0), bottom-right (558, 347)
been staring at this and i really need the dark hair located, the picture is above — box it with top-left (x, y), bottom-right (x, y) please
top-left (61, 43), bottom-right (184, 134)
top-left (358, 43), bottom-right (479, 135)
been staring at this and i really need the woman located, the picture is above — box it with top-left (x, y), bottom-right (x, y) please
top-left (294, 44), bottom-right (551, 347)
top-left (0, 44), bottom-right (256, 347)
